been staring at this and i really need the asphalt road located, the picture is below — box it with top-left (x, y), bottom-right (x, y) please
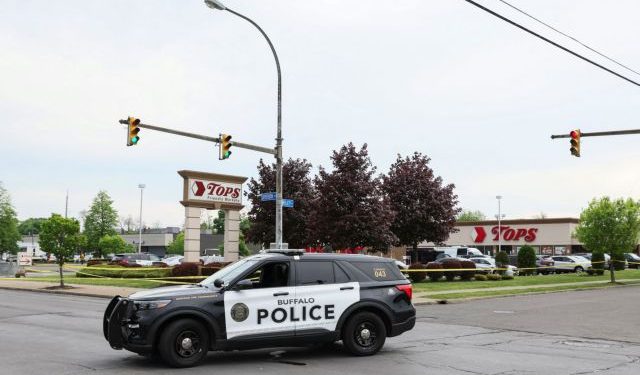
top-left (1, 287), bottom-right (639, 375)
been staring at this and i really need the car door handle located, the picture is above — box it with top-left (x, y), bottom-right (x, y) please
top-left (340, 286), bottom-right (354, 291)
top-left (273, 292), bottom-right (289, 296)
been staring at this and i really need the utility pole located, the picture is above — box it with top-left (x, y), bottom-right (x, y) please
top-left (138, 184), bottom-right (145, 253)
top-left (65, 189), bottom-right (69, 218)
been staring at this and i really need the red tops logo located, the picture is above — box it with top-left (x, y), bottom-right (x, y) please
top-left (473, 226), bottom-right (538, 243)
top-left (191, 180), bottom-right (241, 199)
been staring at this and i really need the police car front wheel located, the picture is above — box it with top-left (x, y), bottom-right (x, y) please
top-left (158, 319), bottom-right (210, 368)
top-left (342, 312), bottom-right (386, 356)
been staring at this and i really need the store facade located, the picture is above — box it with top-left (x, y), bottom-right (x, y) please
top-left (419, 218), bottom-right (583, 256)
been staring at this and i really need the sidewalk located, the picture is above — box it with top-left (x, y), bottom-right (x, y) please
top-left (415, 278), bottom-right (640, 297)
top-left (0, 279), bottom-right (142, 299)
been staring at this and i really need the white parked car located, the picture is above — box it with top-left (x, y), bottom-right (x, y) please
top-left (551, 255), bottom-right (591, 273)
top-left (469, 257), bottom-right (494, 274)
top-left (201, 255), bottom-right (225, 265)
top-left (161, 255), bottom-right (184, 267)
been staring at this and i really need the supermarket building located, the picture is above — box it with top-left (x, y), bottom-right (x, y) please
top-left (418, 218), bottom-right (584, 256)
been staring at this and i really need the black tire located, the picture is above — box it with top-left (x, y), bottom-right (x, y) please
top-left (157, 319), bottom-right (209, 368)
top-left (342, 312), bottom-right (386, 356)
top-left (574, 266), bottom-right (584, 273)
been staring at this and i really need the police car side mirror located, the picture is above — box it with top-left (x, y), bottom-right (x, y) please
top-left (233, 279), bottom-right (253, 291)
top-left (213, 279), bottom-right (224, 288)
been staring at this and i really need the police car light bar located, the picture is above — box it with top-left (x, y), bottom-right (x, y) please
top-left (267, 249), bottom-right (305, 256)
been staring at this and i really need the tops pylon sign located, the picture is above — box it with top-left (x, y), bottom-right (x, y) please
top-left (178, 170), bottom-right (247, 210)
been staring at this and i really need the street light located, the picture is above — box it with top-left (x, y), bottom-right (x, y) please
top-left (204, 0), bottom-right (284, 249)
top-left (495, 195), bottom-right (504, 255)
top-left (138, 184), bottom-right (146, 253)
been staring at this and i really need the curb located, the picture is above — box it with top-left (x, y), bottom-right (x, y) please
top-left (0, 286), bottom-right (116, 299)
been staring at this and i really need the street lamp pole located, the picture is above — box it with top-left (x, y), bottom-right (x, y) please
top-left (496, 195), bottom-right (503, 255)
top-left (204, 0), bottom-right (284, 248)
top-left (138, 184), bottom-right (146, 253)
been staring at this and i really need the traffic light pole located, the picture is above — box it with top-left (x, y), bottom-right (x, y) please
top-left (551, 129), bottom-right (640, 139)
top-left (117, 120), bottom-right (276, 156)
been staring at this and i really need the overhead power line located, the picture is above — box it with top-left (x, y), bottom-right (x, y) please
top-left (463, 0), bottom-right (640, 87)
top-left (497, 0), bottom-right (640, 78)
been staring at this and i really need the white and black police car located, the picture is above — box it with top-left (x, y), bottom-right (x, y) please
top-left (103, 249), bottom-right (416, 367)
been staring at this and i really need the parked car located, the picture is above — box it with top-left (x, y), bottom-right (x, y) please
top-left (162, 255), bottom-right (184, 267)
top-left (111, 253), bottom-right (161, 266)
top-left (573, 253), bottom-right (611, 268)
top-left (551, 255), bottom-right (591, 273)
top-left (469, 257), bottom-right (494, 274)
top-left (535, 255), bottom-right (555, 275)
top-left (394, 260), bottom-right (409, 270)
top-left (201, 255), bottom-right (226, 265)
top-left (624, 253), bottom-right (640, 269)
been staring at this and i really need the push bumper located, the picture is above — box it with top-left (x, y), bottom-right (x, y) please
top-left (103, 296), bottom-right (141, 351)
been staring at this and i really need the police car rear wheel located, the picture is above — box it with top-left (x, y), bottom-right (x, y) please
top-left (342, 312), bottom-right (386, 356)
top-left (158, 319), bottom-right (209, 368)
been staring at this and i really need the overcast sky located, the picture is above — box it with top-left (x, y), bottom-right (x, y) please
top-left (2, 0), bottom-right (639, 228)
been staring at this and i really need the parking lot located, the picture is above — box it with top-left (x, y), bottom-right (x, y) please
top-left (1, 286), bottom-right (639, 375)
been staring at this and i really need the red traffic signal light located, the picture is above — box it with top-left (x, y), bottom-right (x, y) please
top-left (570, 129), bottom-right (580, 157)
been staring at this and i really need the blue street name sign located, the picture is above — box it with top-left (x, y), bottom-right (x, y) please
top-left (283, 199), bottom-right (294, 208)
top-left (261, 192), bottom-right (276, 201)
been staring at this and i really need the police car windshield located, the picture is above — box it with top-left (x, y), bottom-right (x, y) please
top-left (201, 258), bottom-right (259, 287)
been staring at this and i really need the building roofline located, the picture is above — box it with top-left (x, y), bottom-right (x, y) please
top-left (456, 217), bottom-right (580, 226)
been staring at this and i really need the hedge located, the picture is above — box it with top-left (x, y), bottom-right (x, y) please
top-left (407, 263), bottom-right (427, 283)
top-left (473, 274), bottom-right (487, 281)
top-left (425, 262), bottom-right (443, 281)
top-left (172, 262), bottom-right (200, 277)
top-left (440, 259), bottom-right (461, 281)
top-left (459, 260), bottom-right (476, 281)
top-left (487, 273), bottom-right (502, 281)
top-left (76, 266), bottom-right (172, 279)
top-left (517, 245), bottom-right (536, 275)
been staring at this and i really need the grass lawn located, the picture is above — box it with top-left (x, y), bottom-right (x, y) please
top-left (429, 281), bottom-right (640, 300)
top-left (412, 269), bottom-right (640, 293)
top-left (13, 276), bottom-right (176, 288)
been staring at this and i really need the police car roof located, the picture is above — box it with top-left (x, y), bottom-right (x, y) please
top-left (259, 251), bottom-right (391, 262)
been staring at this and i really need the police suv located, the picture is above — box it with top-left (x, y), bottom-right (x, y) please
top-left (103, 249), bottom-right (416, 367)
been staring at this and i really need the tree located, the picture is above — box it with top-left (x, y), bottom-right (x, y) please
top-left (119, 215), bottom-right (136, 234)
top-left (245, 158), bottom-right (316, 248)
top-left (575, 197), bottom-right (640, 283)
top-left (18, 218), bottom-right (48, 235)
top-left (517, 245), bottom-right (536, 275)
top-left (98, 235), bottom-right (133, 255)
top-left (0, 183), bottom-right (21, 255)
top-left (383, 153), bottom-right (460, 250)
top-left (309, 143), bottom-right (396, 251)
top-left (457, 210), bottom-right (486, 222)
top-left (213, 210), bottom-right (225, 234)
top-left (166, 232), bottom-right (184, 255)
top-left (84, 191), bottom-right (119, 257)
top-left (39, 214), bottom-right (83, 287)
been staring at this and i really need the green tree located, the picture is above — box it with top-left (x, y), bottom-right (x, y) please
top-left (167, 232), bottom-right (185, 255)
top-left (18, 217), bottom-right (48, 235)
top-left (517, 245), bottom-right (536, 275)
top-left (0, 183), bottom-right (21, 255)
top-left (98, 235), bottom-right (132, 255)
top-left (575, 197), bottom-right (640, 283)
top-left (84, 191), bottom-right (119, 257)
top-left (457, 210), bottom-right (486, 222)
top-left (39, 214), bottom-right (83, 287)
top-left (495, 250), bottom-right (509, 271)
top-left (213, 210), bottom-right (225, 234)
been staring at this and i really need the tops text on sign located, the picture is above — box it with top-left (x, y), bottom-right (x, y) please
top-left (178, 170), bottom-right (247, 210)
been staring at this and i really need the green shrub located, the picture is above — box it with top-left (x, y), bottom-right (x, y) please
top-left (612, 251), bottom-right (626, 271)
top-left (517, 246), bottom-right (536, 275)
top-left (425, 262), bottom-right (443, 281)
top-left (459, 260), bottom-right (476, 281)
top-left (440, 259), bottom-right (461, 281)
top-left (172, 262), bottom-right (200, 277)
top-left (495, 251), bottom-right (509, 267)
top-left (473, 274), bottom-right (487, 281)
top-left (502, 274), bottom-right (514, 280)
top-left (591, 251), bottom-right (605, 270)
top-left (407, 263), bottom-right (427, 283)
top-left (75, 266), bottom-right (171, 279)
top-left (486, 273), bottom-right (502, 281)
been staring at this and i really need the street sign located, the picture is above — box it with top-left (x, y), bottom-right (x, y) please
top-left (283, 199), bottom-right (294, 208)
top-left (261, 192), bottom-right (276, 201)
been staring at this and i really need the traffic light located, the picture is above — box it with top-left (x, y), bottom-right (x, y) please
top-left (219, 133), bottom-right (232, 160)
top-left (127, 117), bottom-right (141, 146)
top-left (570, 129), bottom-right (581, 157)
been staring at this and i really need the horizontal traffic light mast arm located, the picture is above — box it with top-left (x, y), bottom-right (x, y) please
top-left (551, 129), bottom-right (640, 139)
top-left (117, 119), bottom-right (276, 156)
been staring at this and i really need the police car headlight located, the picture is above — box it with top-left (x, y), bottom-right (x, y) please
top-left (134, 300), bottom-right (172, 311)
